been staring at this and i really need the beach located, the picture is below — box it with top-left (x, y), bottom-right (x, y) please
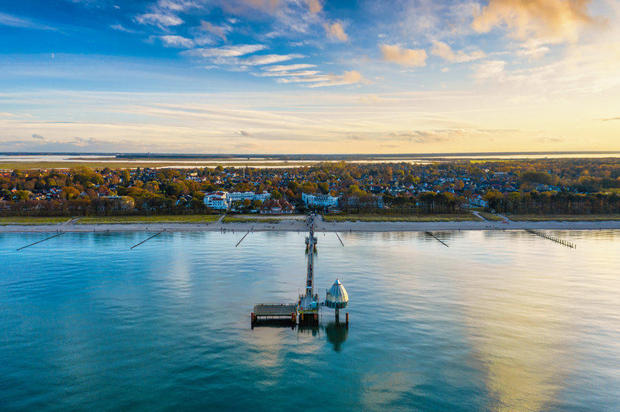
top-left (1, 218), bottom-right (619, 233)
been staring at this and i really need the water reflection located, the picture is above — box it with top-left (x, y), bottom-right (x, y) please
top-left (324, 322), bottom-right (349, 352)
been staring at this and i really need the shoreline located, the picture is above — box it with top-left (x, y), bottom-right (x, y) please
top-left (1, 219), bottom-right (620, 233)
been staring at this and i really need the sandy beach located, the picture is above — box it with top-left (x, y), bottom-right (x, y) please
top-left (1, 219), bottom-right (619, 233)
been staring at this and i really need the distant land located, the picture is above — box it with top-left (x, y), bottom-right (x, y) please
top-left (1, 151), bottom-right (619, 161)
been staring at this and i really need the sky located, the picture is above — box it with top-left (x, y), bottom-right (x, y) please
top-left (0, 0), bottom-right (618, 154)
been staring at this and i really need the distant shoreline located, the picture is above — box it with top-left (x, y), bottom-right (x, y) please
top-left (1, 220), bottom-right (619, 233)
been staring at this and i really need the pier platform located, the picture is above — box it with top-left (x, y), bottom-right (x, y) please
top-left (251, 304), bottom-right (297, 326)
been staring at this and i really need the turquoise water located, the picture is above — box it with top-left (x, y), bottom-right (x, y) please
top-left (1, 230), bottom-right (619, 411)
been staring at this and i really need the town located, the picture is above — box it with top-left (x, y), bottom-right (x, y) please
top-left (1, 159), bottom-right (619, 217)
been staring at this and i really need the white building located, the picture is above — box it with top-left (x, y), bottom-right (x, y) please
top-left (228, 191), bottom-right (271, 202)
top-left (203, 191), bottom-right (230, 210)
top-left (302, 193), bottom-right (339, 208)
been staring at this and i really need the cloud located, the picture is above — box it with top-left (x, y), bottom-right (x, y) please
top-left (601, 117), bottom-right (620, 122)
top-left (0, 12), bottom-right (55, 31)
top-left (239, 130), bottom-right (251, 136)
top-left (185, 44), bottom-right (266, 58)
top-left (472, 0), bottom-right (596, 43)
top-left (264, 64), bottom-right (316, 72)
top-left (135, 12), bottom-right (183, 27)
top-left (380, 44), bottom-right (427, 67)
top-left (243, 53), bottom-right (304, 65)
top-left (32, 134), bottom-right (45, 140)
top-left (306, 0), bottom-right (322, 14)
top-left (198, 21), bottom-right (231, 41)
top-left (160, 35), bottom-right (194, 48)
top-left (473, 60), bottom-right (506, 80)
top-left (516, 39), bottom-right (551, 59)
top-left (307, 70), bottom-right (367, 88)
top-left (259, 70), bottom-right (319, 78)
top-left (431, 41), bottom-right (485, 63)
top-left (157, 0), bottom-right (200, 11)
top-left (324, 21), bottom-right (348, 41)
top-left (110, 23), bottom-right (139, 33)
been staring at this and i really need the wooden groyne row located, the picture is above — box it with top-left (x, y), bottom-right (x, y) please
top-left (525, 229), bottom-right (576, 249)
top-left (425, 231), bottom-right (449, 247)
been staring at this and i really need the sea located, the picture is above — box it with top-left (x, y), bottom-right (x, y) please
top-left (1, 230), bottom-right (619, 411)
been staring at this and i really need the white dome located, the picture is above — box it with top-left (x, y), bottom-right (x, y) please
top-left (326, 279), bottom-right (348, 309)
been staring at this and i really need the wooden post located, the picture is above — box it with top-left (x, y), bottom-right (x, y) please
top-left (345, 312), bottom-right (349, 327)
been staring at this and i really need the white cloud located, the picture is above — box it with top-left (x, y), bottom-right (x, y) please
top-left (135, 12), bottom-right (183, 27)
top-left (243, 53), bottom-right (304, 65)
top-left (160, 35), bottom-right (194, 48)
top-left (185, 44), bottom-right (267, 58)
top-left (0, 12), bottom-right (55, 31)
top-left (380, 44), bottom-right (427, 67)
top-left (265, 64), bottom-right (317, 72)
top-left (110, 23), bottom-right (138, 33)
top-left (473, 60), bottom-right (506, 80)
top-left (259, 70), bottom-right (319, 77)
top-left (157, 0), bottom-right (200, 11)
top-left (431, 41), bottom-right (485, 63)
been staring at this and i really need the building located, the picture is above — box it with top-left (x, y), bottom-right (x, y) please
top-left (301, 193), bottom-right (338, 207)
top-left (203, 191), bottom-right (230, 210)
top-left (260, 199), bottom-right (295, 214)
top-left (228, 191), bottom-right (271, 202)
top-left (302, 193), bottom-right (339, 208)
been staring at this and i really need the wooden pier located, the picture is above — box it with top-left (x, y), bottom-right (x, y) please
top-left (251, 304), bottom-right (297, 326)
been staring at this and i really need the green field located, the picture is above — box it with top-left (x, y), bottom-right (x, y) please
top-left (507, 214), bottom-right (620, 221)
top-left (77, 215), bottom-right (220, 224)
top-left (0, 217), bottom-right (71, 225)
top-left (223, 216), bottom-right (283, 223)
top-left (323, 214), bottom-right (481, 222)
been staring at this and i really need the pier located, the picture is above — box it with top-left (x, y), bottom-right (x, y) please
top-left (251, 304), bottom-right (297, 326)
top-left (251, 213), bottom-right (348, 328)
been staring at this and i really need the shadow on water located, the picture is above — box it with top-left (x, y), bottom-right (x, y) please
top-left (252, 321), bottom-right (350, 352)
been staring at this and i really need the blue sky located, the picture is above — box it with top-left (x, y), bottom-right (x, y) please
top-left (0, 0), bottom-right (618, 153)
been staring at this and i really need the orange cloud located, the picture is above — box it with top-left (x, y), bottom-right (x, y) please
top-left (472, 0), bottom-right (595, 43)
top-left (306, 0), bottom-right (322, 14)
top-left (324, 21), bottom-right (348, 41)
top-left (431, 41), bottom-right (485, 63)
top-left (380, 44), bottom-right (427, 67)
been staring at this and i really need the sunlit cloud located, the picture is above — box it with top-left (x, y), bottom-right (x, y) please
top-left (431, 41), bottom-right (485, 63)
top-left (324, 21), bottom-right (348, 41)
top-left (472, 0), bottom-right (596, 44)
top-left (380, 44), bottom-right (427, 67)
top-left (306, 0), bottom-right (322, 14)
